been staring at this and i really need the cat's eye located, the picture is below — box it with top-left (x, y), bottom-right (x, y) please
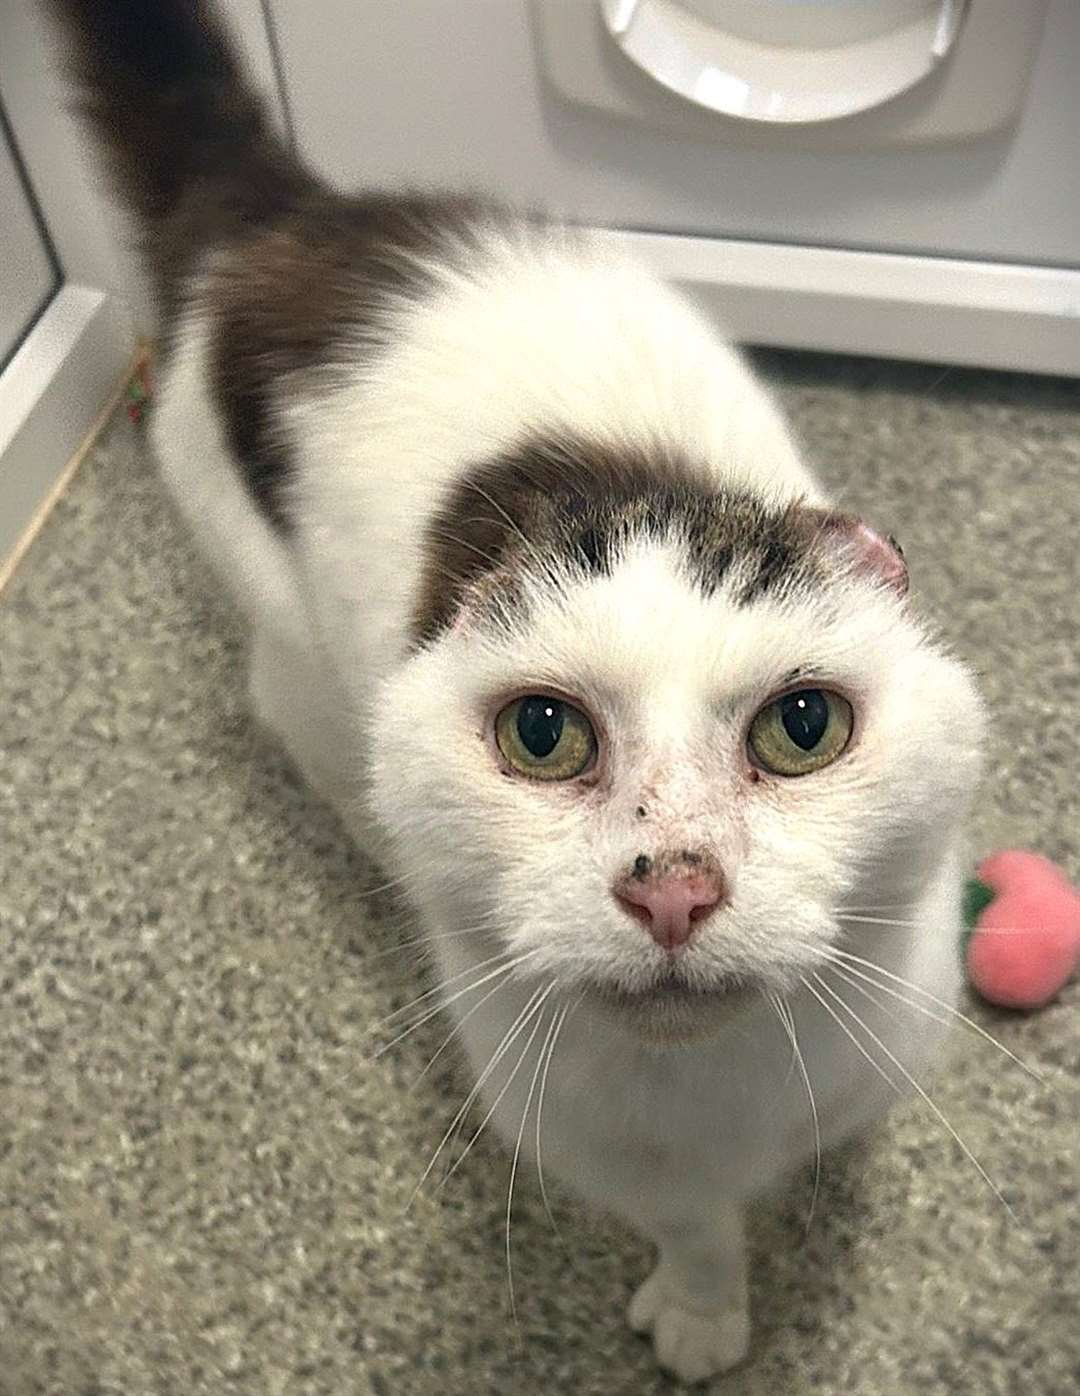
top-left (748, 688), bottom-right (853, 777)
top-left (495, 695), bottom-right (597, 781)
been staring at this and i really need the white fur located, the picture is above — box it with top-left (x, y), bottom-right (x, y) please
top-left (152, 226), bottom-right (983, 1382)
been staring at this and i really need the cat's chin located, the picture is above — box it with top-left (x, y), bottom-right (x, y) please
top-left (585, 973), bottom-right (757, 1045)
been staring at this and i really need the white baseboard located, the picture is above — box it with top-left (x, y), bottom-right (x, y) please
top-left (609, 230), bottom-right (1080, 378)
top-left (0, 285), bottom-right (135, 583)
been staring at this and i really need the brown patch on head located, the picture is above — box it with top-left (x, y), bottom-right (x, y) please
top-left (413, 433), bottom-right (698, 644)
top-left (45, 0), bottom-right (299, 321)
top-left (412, 432), bottom-right (861, 646)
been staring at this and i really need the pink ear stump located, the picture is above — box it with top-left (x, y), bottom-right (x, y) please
top-left (800, 508), bottom-right (909, 595)
top-left (849, 521), bottom-right (908, 596)
top-left (963, 850), bottom-right (1080, 1010)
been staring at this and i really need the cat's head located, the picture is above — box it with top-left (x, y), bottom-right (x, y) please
top-left (369, 435), bottom-right (984, 1042)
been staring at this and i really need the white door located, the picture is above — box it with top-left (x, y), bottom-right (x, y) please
top-left (0, 5), bottom-right (137, 577)
top-left (0, 119), bottom-right (57, 371)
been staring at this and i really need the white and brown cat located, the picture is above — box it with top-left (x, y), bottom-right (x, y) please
top-left (48, 0), bottom-right (984, 1380)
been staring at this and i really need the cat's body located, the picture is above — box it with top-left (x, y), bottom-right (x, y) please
top-left (49, 0), bottom-right (983, 1380)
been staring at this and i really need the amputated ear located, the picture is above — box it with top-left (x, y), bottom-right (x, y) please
top-left (799, 507), bottom-right (909, 596)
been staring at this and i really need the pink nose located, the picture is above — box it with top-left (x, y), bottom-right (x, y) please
top-left (614, 872), bottom-right (725, 951)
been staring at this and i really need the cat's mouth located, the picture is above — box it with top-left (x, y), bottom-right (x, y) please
top-left (588, 969), bottom-right (753, 1040)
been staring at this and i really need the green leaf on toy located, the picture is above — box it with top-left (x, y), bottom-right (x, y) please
top-left (962, 877), bottom-right (994, 931)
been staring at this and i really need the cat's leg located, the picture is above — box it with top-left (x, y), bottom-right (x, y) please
top-left (628, 1201), bottom-right (750, 1382)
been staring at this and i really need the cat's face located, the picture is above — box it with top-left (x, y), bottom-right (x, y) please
top-left (370, 522), bottom-right (983, 1042)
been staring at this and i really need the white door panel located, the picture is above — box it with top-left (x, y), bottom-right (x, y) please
top-left (0, 8), bottom-right (135, 576)
top-left (271, 0), bottom-right (1080, 269)
top-left (0, 121), bottom-right (57, 368)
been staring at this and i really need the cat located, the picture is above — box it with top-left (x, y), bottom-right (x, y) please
top-left (47, 0), bottom-right (985, 1380)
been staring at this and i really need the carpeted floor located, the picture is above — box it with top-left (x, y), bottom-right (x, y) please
top-left (1, 352), bottom-right (1077, 1396)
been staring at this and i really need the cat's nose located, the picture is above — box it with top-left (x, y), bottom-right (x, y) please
top-left (613, 871), bottom-right (725, 951)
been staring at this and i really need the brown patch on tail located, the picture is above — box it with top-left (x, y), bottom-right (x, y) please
top-left (43, 0), bottom-right (307, 318)
top-left (45, 0), bottom-right (508, 526)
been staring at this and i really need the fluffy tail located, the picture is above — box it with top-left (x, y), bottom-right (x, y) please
top-left (45, 0), bottom-right (306, 304)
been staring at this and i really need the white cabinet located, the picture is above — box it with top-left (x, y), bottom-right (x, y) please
top-left (269, 0), bottom-right (1080, 375)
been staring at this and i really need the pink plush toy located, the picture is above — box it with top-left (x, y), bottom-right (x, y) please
top-left (963, 850), bottom-right (1080, 1009)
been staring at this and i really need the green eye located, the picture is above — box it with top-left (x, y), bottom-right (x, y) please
top-left (495, 696), bottom-right (597, 781)
top-left (748, 688), bottom-right (853, 776)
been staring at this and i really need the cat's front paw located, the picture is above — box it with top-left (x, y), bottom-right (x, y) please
top-left (628, 1269), bottom-right (750, 1383)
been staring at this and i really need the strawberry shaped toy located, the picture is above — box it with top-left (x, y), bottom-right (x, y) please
top-left (963, 850), bottom-right (1080, 1010)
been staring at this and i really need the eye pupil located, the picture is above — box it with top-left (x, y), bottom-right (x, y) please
top-left (496, 695), bottom-right (596, 781)
top-left (517, 696), bottom-right (564, 758)
top-left (780, 689), bottom-right (830, 751)
top-left (748, 686), bottom-right (852, 776)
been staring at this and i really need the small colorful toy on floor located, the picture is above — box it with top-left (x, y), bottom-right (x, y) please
top-left (125, 357), bottom-right (152, 425)
top-left (963, 850), bottom-right (1080, 1009)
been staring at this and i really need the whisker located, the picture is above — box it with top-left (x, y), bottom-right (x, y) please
top-left (821, 961), bottom-right (907, 1031)
top-left (359, 868), bottom-right (427, 897)
top-left (506, 1002), bottom-right (558, 1322)
top-left (322, 972), bottom-right (516, 1095)
top-left (837, 912), bottom-right (1043, 938)
top-left (824, 951), bottom-right (983, 1043)
top-left (836, 892), bottom-right (937, 914)
top-left (764, 988), bottom-right (797, 1089)
top-left (535, 999), bottom-right (575, 1250)
top-left (442, 981), bottom-right (557, 1187)
top-left (364, 923), bottom-right (494, 964)
top-left (811, 973), bottom-right (1017, 1224)
top-left (838, 904), bottom-right (920, 915)
top-left (772, 993), bottom-right (821, 1236)
top-left (409, 970), bottom-right (523, 1091)
top-left (406, 981), bottom-right (549, 1208)
top-left (373, 952), bottom-right (537, 1061)
top-left (836, 912), bottom-right (922, 928)
top-left (800, 974), bottom-right (903, 1100)
top-left (826, 947), bottom-right (1041, 1081)
top-left (367, 945), bottom-right (524, 1036)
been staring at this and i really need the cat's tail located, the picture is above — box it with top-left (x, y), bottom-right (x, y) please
top-left (44, 0), bottom-right (306, 304)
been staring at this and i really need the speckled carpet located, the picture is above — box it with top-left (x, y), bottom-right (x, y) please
top-left (1, 352), bottom-right (1078, 1396)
